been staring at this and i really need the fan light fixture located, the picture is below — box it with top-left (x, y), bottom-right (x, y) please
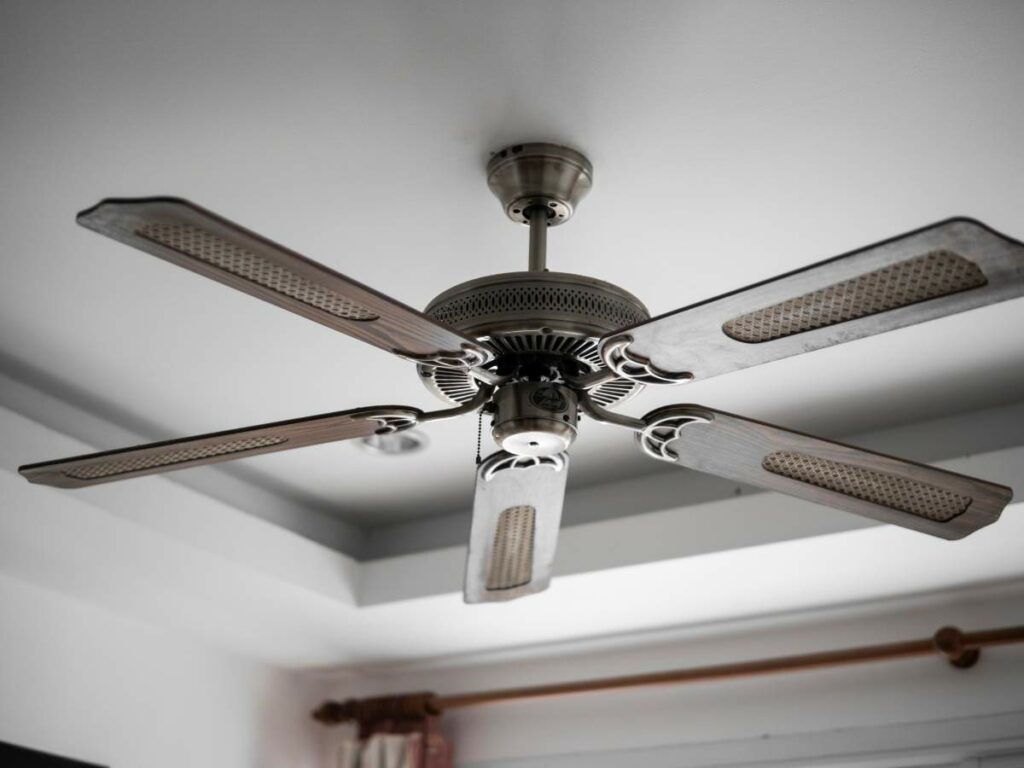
top-left (18, 142), bottom-right (1024, 604)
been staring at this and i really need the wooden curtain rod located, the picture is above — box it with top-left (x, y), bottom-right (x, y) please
top-left (312, 624), bottom-right (1024, 728)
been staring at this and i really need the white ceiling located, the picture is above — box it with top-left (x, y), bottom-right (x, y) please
top-left (3, 0), bottom-right (1024, 531)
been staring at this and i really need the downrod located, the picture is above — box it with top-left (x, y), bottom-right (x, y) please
top-left (527, 205), bottom-right (549, 271)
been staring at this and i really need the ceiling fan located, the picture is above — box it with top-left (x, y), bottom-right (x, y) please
top-left (20, 143), bottom-right (1024, 604)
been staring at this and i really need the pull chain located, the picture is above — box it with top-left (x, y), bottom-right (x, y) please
top-left (475, 408), bottom-right (484, 466)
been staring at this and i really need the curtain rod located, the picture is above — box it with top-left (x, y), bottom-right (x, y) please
top-left (312, 624), bottom-right (1024, 728)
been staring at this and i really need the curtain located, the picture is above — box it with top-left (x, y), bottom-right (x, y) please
top-left (337, 719), bottom-right (451, 768)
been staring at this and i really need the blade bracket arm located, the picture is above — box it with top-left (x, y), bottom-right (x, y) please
top-left (577, 391), bottom-right (646, 432)
top-left (467, 367), bottom-right (512, 388)
top-left (418, 385), bottom-right (495, 425)
top-left (563, 367), bottom-right (618, 391)
top-left (395, 343), bottom-right (494, 371)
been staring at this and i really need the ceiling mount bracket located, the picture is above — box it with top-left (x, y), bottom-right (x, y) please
top-left (487, 142), bottom-right (593, 227)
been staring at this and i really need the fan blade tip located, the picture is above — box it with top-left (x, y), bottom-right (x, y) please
top-left (972, 482), bottom-right (1014, 522)
top-left (75, 203), bottom-right (103, 224)
top-left (17, 468), bottom-right (70, 489)
top-left (943, 215), bottom-right (994, 232)
top-left (930, 519), bottom-right (989, 541)
top-left (17, 462), bottom-right (46, 480)
top-left (993, 483), bottom-right (1014, 505)
top-left (941, 215), bottom-right (1023, 245)
top-left (947, 215), bottom-right (985, 226)
top-left (76, 196), bottom-right (196, 222)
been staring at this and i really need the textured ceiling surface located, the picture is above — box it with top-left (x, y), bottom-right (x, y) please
top-left (2, 0), bottom-right (1024, 528)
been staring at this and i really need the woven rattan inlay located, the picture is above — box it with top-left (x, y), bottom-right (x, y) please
top-left (63, 435), bottom-right (286, 480)
top-left (486, 505), bottom-right (536, 591)
top-left (722, 250), bottom-right (987, 343)
top-left (138, 223), bottom-right (379, 321)
top-left (762, 451), bottom-right (971, 522)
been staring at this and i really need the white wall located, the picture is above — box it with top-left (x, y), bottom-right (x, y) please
top-left (0, 573), bottom-right (325, 768)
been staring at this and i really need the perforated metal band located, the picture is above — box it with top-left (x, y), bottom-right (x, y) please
top-left (428, 282), bottom-right (648, 332)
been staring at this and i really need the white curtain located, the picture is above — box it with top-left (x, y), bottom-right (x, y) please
top-left (338, 733), bottom-right (424, 768)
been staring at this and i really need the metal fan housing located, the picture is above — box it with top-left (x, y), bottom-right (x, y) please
top-left (491, 382), bottom-right (579, 456)
top-left (418, 271), bottom-right (650, 406)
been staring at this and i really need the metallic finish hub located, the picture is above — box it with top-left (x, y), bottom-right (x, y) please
top-left (491, 382), bottom-right (578, 457)
top-left (487, 143), bottom-right (593, 226)
top-left (427, 271), bottom-right (649, 337)
top-left (418, 271), bottom-right (651, 407)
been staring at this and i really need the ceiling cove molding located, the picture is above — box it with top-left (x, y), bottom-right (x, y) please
top-left (334, 577), bottom-right (1024, 678)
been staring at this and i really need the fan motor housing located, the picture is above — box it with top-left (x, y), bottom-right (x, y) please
top-left (492, 382), bottom-right (579, 457)
top-left (419, 271), bottom-right (651, 406)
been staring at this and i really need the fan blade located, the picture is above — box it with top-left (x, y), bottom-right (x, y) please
top-left (77, 198), bottom-right (491, 369)
top-left (464, 452), bottom-right (569, 603)
top-left (637, 405), bottom-right (1011, 539)
top-left (601, 218), bottom-right (1024, 384)
top-left (19, 405), bottom-right (422, 488)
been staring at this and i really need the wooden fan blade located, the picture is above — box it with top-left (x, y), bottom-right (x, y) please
top-left (464, 452), bottom-right (569, 603)
top-left (601, 218), bottom-right (1024, 384)
top-left (19, 405), bottom-right (423, 488)
top-left (637, 404), bottom-right (1012, 539)
top-left (77, 197), bottom-right (492, 369)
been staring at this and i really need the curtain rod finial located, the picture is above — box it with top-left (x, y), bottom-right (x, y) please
top-left (933, 626), bottom-right (981, 669)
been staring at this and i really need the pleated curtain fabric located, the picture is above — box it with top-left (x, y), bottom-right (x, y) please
top-left (337, 729), bottom-right (452, 768)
